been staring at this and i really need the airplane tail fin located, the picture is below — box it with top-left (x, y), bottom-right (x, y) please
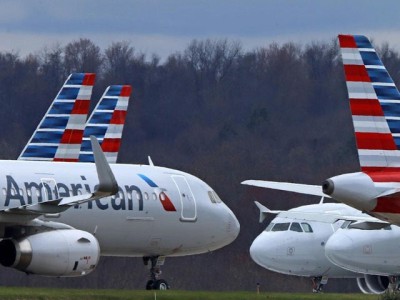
top-left (254, 201), bottom-right (282, 223)
top-left (18, 73), bottom-right (95, 161)
top-left (79, 85), bottom-right (132, 163)
top-left (338, 35), bottom-right (400, 173)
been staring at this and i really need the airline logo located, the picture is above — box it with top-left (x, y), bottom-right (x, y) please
top-left (339, 35), bottom-right (400, 174)
top-left (80, 85), bottom-right (132, 163)
top-left (19, 73), bottom-right (95, 162)
top-left (138, 174), bottom-right (177, 212)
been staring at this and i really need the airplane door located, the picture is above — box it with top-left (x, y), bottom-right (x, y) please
top-left (171, 175), bottom-right (197, 222)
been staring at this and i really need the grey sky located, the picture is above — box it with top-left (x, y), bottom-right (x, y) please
top-left (1, 0), bottom-right (400, 59)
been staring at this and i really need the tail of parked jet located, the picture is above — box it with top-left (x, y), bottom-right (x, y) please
top-left (18, 73), bottom-right (95, 162)
top-left (338, 34), bottom-right (400, 173)
top-left (243, 35), bottom-right (400, 225)
top-left (79, 85), bottom-right (132, 163)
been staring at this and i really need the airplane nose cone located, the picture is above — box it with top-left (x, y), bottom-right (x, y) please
top-left (226, 208), bottom-right (240, 242)
top-left (249, 233), bottom-right (276, 269)
top-left (325, 232), bottom-right (353, 269)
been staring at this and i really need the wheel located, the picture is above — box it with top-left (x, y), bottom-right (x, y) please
top-left (155, 279), bottom-right (169, 290)
top-left (146, 280), bottom-right (155, 290)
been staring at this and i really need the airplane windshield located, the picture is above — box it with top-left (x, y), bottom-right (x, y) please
top-left (301, 223), bottom-right (313, 233)
top-left (290, 222), bottom-right (303, 232)
top-left (265, 222), bottom-right (275, 232)
top-left (208, 191), bottom-right (222, 204)
top-left (271, 223), bottom-right (290, 232)
top-left (265, 222), bottom-right (313, 233)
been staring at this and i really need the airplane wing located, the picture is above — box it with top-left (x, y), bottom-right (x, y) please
top-left (1, 136), bottom-right (118, 222)
top-left (242, 180), bottom-right (329, 197)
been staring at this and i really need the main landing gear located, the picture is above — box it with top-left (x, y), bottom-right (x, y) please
top-left (312, 276), bottom-right (328, 293)
top-left (143, 256), bottom-right (170, 290)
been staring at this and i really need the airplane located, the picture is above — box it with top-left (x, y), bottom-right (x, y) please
top-left (325, 220), bottom-right (400, 294)
top-left (249, 201), bottom-right (366, 293)
top-left (243, 34), bottom-right (400, 226)
top-left (0, 77), bottom-right (239, 290)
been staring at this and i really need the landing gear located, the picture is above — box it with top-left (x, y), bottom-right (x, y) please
top-left (312, 276), bottom-right (328, 293)
top-left (389, 276), bottom-right (400, 292)
top-left (143, 256), bottom-right (170, 290)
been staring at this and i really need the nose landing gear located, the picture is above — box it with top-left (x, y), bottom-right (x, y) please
top-left (143, 256), bottom-right (170, 290)
top-left (312, 276), bottom-right (328, 293)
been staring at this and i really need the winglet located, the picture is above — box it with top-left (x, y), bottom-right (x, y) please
top-left (58, 136), bottom-right (118, 206)
top-left (148, 156), bottom-right (154, 166)
top-left (254, 201), bottom-right (281, 223)
top-left (90, 135), bottom-right (119, 196)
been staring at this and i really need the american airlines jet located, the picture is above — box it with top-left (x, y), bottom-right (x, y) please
top-left (0, 75), bottom-right (239, 290)
top-left (249, 200), bottom-right (396, 294)
top-left (243, 34), bottom-right (400, 226)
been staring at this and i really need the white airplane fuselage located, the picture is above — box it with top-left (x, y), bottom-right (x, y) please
top-left (250, 203), bottom-right (360, 278)
top-left (326, 225), bottom-right (400, 276)
top-left (0, 160), bottom-right (240, 257)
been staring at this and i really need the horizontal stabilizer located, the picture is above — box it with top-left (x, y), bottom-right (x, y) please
top-left (254, 201), bottom-right (282, 223)
top-left (242, 180), bottom-right (328, 198)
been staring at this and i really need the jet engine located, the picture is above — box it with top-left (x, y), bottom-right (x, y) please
top-left (0, 229), bottom-right (100, 277)
top-left (357, 275), bottom-right (389, 294)
top-left (322, 172), bottom-right (379, 211)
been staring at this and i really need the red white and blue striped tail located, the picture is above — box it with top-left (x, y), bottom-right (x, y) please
top-left (338, 34), bottom-right (400, 173)
top-left (79, 85), bottom-right (132, 163)
top-left (18, 73), bottom-right (95, 162)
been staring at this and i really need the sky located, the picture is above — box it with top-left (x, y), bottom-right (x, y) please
top-left (1, 0), bottom-right (400, 60)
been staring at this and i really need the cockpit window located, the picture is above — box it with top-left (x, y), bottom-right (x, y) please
top-left (384, 225), bottom-right (392, 230)
top-left (208, 191), bottom-right (222, 204)
top-left (271, 222), bottom-right (290, 232)
top-left (290, 222), bottom-right (303, 232)
top-left (341, 220), bottom-right (352, 229)
top-left (213, 191), bottom-right (222, 203)
top-left (208, 191), bottom-right (216, 203)
top-left (265, 222), bottom-right (275, 232)
top-left (301, 223), bottom-right (313, 233)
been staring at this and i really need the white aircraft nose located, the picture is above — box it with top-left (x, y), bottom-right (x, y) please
top-left (225, 207), bottom-right (240, 242)
top-left (325, 232), bottom-right (353, 269)
top-left (249, 232), bottom-right (277, 269)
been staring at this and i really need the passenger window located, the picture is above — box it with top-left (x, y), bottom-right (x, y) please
top-left (265, 222), bottom-right (274, 232)
top-left (290, 222), bottom-right (303, 232)
top-left (301, 223), bottom-right (313, 233)
top-left (271, 223), bottom-right (290, 232)
top-left (144, 192), bottom-right (149, 200)
top-left (152, 193), bottom-right (157, 200)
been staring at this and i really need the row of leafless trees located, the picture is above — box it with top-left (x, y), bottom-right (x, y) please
top-left (0, 37), bottom-right (398, 291)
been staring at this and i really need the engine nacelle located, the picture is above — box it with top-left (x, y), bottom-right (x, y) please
top-left (322, 172), bottom-right (378, 211)
top-left (0, 229), bottom-right (100, 277)
top-left (363, 275), bottom-right (389, 294)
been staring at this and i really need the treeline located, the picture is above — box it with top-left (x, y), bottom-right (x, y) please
top-left (0, 37), bottom-right (399, 292)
